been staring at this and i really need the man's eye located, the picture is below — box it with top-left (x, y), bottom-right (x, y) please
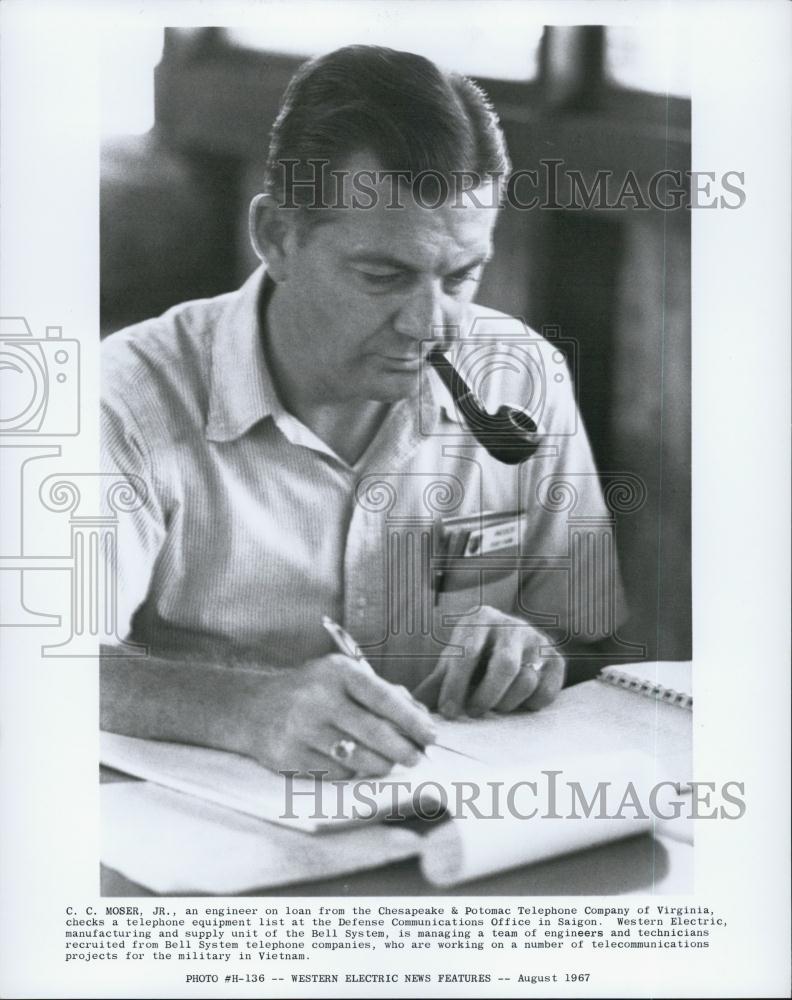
top-left (354, 269), bottom-right (404, 286)
top-left (444, 270), bottom-right (477, 292)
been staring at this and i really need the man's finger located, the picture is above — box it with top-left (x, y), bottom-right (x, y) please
top-left (345, 668), bottom-right (437, 747)
top-left (436, 626), bottom-right (489, 718)
top-left (494, 661), bottom-right (541, 713)
top-left (291, 745), bottom-right (353, 781)
top-left (465, 637), bottom-right (523, 716)
top-left (340, 706), bottom-right (424, 768)
top-left (522, 657), bottom-right (565, 710)
top-left (323, 726), bottom-right (398, 777)
top-left (394, 683), bottom-right (432, 714)
top-left (412, 668), bottom-right (445, 708)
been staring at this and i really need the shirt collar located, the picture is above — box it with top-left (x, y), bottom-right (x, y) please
top-left (206, 266), bottom-right (282, 443)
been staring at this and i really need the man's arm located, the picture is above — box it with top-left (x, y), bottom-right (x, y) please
top-left (100, 645), bottom-right (437, 779)
top-left (100, 645), bottom-right (263, 756)
top-left (100, 352), bottom-right (435, 778)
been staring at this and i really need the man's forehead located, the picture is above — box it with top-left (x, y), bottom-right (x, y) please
top-left (312, 159), bottom-right (499, 261)
top-left (322, 208), bottom-right (495, 271)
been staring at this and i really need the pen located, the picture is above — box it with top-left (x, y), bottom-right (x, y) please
top-left (321, 616), bottom-right (482, 763)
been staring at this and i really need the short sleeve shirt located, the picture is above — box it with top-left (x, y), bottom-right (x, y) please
top-left (101, 266), bottom-right (625, 687)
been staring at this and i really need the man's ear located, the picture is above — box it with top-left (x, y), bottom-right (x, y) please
top-left (248, 193), bottom-right (298, 282)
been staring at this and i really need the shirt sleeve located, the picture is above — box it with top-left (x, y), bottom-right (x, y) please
top-left (101, 395), bottom-right (167, 642)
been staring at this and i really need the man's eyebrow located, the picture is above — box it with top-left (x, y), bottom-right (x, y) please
top-left (447, 253), bottom-right (492, 275)
top-left (346, 252), bottom-right (491, 273)
top-left (346, 252), bottom-right (418, 270)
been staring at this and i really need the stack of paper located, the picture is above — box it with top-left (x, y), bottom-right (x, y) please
top-left (101, 671), bottom-right (693, 893)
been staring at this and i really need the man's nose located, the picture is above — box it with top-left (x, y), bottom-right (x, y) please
top-left (392, 279), bottom-right (460, 343)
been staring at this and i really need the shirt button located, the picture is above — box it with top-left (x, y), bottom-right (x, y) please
top-left (356, 596), bottom-right (367, 608)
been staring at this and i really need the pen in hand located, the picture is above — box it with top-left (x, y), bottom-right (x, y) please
top-left (321, 616), bottom-right (482, 764)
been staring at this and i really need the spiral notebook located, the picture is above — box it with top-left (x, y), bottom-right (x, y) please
top-left (598, 661), bottom-right (693, 710)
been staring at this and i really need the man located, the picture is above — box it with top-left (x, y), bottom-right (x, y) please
top-left (101, 45), bottom-right (618, 779)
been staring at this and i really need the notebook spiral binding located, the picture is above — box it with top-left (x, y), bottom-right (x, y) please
top-left (597, 669), bottom-right (693, 710)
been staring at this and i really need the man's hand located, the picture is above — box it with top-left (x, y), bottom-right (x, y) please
top-left (239, 653), bottom-right (437, 779)
top-left (412, 606), bottom-right (565, 718)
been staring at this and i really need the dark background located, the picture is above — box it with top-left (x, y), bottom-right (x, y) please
top-left (101, 26), bottom-right (691, 661)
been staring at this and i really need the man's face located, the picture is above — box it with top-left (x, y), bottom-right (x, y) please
top-left (270, 161), bottom-right (499, 403)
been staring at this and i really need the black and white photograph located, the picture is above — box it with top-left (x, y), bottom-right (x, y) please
top-left (98, 19), bottom-right (695, 897)
top-left (0, 1), bottom-right (789, 998)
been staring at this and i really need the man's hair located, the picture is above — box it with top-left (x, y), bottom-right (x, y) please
top-left (263, 44), bottom-right (511, 211)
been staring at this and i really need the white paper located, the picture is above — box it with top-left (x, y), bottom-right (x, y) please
top-left (100, 674), bottom-right (692, 832)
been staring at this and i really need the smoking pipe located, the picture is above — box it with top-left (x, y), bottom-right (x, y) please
top-left (427, 347), bottom-right (541, 465)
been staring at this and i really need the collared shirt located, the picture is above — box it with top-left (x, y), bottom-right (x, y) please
top-left (101, 266), bottom-right (623, 687)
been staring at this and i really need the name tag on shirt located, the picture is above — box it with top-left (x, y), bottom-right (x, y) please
top-left (434, 511), bottom-right (521, 604)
